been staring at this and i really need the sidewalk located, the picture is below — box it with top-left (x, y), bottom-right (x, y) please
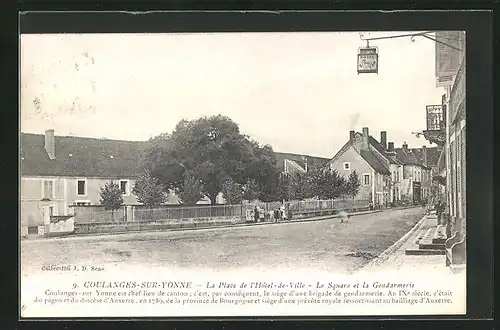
top-left (361, 212), bottom-right (463, 273)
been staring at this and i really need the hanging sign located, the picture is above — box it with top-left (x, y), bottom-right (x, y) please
top-left (357, 46), bottom-right (378, 74)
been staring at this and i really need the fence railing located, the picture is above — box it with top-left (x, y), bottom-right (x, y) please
top-left (286, 199), bottom-right (371, 213)
top-left (69, 198), bottom-right (372, 224)
top-left (133, 204), bottom-right (242, 222)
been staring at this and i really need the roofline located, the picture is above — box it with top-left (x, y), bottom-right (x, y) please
top-left (20, 132), bottom-right (145, 144)
top-left (21, 174), bottom-right (139, 180)
top-left (21, 132), bottom-right (327, 159)
top-left (274, 151), bottom-right (330, 160)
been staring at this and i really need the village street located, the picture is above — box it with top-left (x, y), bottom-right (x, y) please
top-left (21, 207), bottom-right (425, 277)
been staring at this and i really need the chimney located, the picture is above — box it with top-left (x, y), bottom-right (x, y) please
top-left (349, 130), bottom-right (355, 141)
top-left (380, 131), bottom-right (387, 150)
top-left (422, 146), bottom-right (428, 166)
top-left (402, 142), bottom-right (408, 152)
top-left (388, 142), bottom-right (394, 152)
top-left (44, 129), bottom-right (55, 159)
top-left (361, 127), bottom-right (369, 150)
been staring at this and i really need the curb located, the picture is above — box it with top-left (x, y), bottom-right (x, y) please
top-left (21, 206), bottom-right (422, 243)
top-left (361, 211), bottom-right (430, 269)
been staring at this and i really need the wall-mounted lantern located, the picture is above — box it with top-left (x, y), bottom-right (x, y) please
top-left (357, 44), bottom-right (379, 74)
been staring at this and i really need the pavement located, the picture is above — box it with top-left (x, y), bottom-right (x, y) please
top-left (21, 207), bottom-right (426, 276)
top-left (360, 211), bottom-right (465, 274)
top-left (21, 208), bottom-right (387, 243)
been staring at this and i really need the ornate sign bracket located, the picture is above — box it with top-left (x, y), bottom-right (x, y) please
top-left (412, 130), bottom-right (446, 147)
top-left (359, 31), bottom-right (463, 52)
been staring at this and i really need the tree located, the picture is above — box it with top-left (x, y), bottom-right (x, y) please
top-left (140, 115), bottom-right (279, 205)
top-left (178, 174), bottom-right (204, 205)
top-left (346, 170), bottom-right (361, 199)
top-left (99, 181), bottom-right (124, 221)
top-left (133, 169), bottom-right (167, 206)
top-left (242, 179), bottom-right (260, 201)
top-left (221, 178), bottom-right (244, 205)
top-left (132, 169), bottom-right (167, 221)
top-left (304, 168), bottom-right (347, 200)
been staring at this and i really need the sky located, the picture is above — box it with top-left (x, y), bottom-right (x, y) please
top-left (20, 32), bottom-right (445, 158)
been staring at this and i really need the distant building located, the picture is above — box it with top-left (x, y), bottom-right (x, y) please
top-left (393, 143), bottom-right (433, 203)
top-left (20, 130), bottom-right (148, 230)
top-left (328, 127), bottom-right (391, 206)
top-left (273, 152), bottom-right (329, 175)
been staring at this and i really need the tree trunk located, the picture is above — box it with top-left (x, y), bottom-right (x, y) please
top-left (209, 194), bottom-right (217, 205)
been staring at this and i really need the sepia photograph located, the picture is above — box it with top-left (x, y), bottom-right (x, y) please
top-left (20, 29), bottom-right (467, 318)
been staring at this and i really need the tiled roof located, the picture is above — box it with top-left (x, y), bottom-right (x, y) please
top-left (359, 149), bottom-right (391, 175)
top-left (368, 136), bottom-right (399, 165)
top-left (20, 133), bottom-right (145, 177)
top-left (394, 148), bottom-right (422, 166)
top-left (396, 147), bottom-right (440, 168)
top-left (20, 132), bottom-right (329, 178)
top-left (426, 147), bottom-right (441, 167)
top-left (274, 152), bottom-right (329, 172)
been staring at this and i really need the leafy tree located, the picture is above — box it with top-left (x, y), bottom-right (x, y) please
top-left (178, 174), bottom-right (204, 205)
top-left (99, 181), bottom-right (124, 221)
top-left (133, 169), bottom-right (167, 206)
top-left (132, 169), bottom-right (167, 221)
top-left (289, 172), bottom-right (311, 201)
top-left (324, 170), bottom-right (347, 200)
top-left (140, 115), bottom-right (279, 205)
top-left (303, 165), bottom-right (325, 199)
top-left (242, 179), bottom-right (260, 201)
top-left (346, 170), bottom-right (361, 199)
top-left (221, 178), bottom-right (244, 205)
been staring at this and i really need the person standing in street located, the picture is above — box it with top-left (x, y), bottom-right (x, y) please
top-left (254, 206), bottom-right (259, 223)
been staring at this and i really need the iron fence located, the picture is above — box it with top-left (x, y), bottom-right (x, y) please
top-left (133, 204), bottom-right (242, 222)
top-left (286, 199), bottom-right (371, 213)
top-left (69, 198), bottom-right (372, 224)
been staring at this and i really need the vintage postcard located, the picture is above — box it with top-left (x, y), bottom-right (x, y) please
top-left (20, 30), bottom-right (467, 318)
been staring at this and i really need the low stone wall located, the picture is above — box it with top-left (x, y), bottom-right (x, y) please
top-left (74, 216), bottom-right (242, 235)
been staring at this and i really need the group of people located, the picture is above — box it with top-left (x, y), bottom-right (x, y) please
top-left (252, 204), bottom-right (290, 223)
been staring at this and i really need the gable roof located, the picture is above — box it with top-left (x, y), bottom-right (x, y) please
top-left (330, 132), bottom-right (392, 175)
top-left (274, 152), bottom-right (329, 172)
top-left (21, 133), bottom-right (144, 177)
top-left (359, 149), bottom-right (391, 175)
top-left (368, 136), bottom-right (400, 165)
top-left (426, 147), bottom-right (441, 167)
top-left (394, 147), bottom-right (423, 167)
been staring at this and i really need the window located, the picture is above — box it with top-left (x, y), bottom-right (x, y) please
top-left (396, 171), bottom-right (400, 183)
top-left (120, 180), bottom-right (129, 195)
top-left (343, 162), bottom-right (350, 170)
top-left (42, 180), bottom-right (54, 199)
top-left (77, 179), bottom-right (87, 196)
top-left (363, 174), bottom-right (370, 186)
